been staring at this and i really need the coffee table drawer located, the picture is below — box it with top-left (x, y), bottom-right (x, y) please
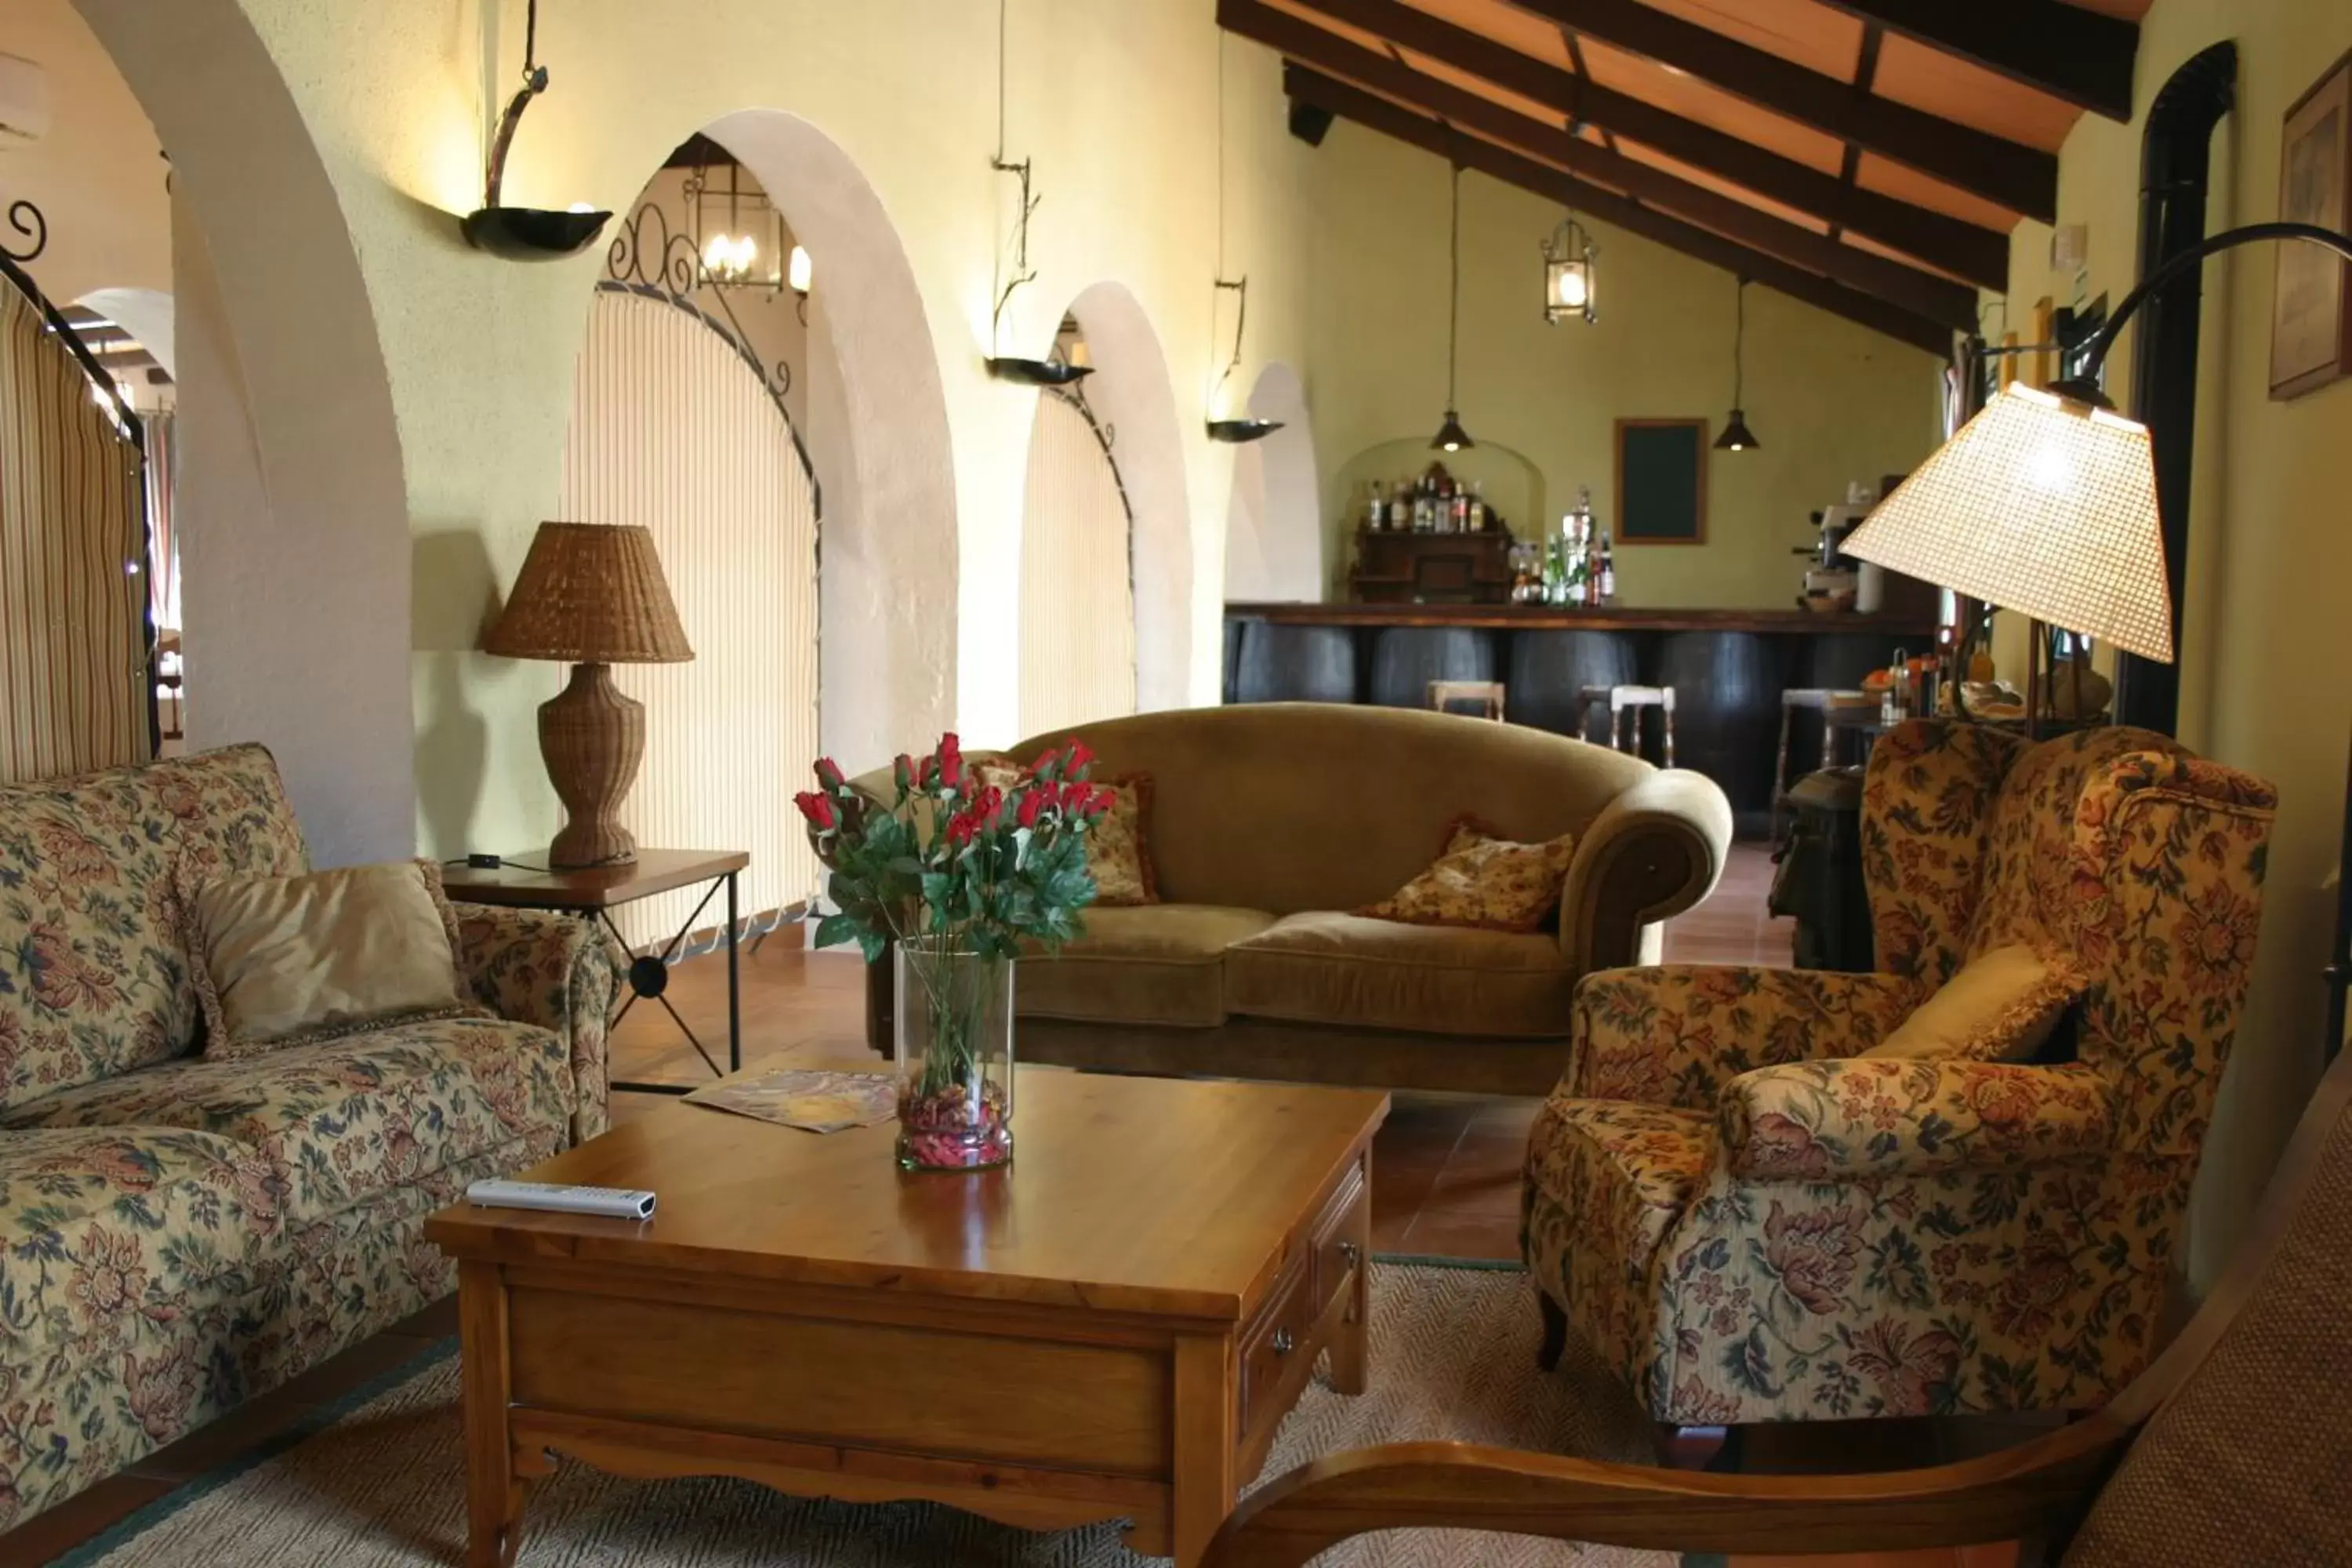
top-left (1308, 1156), bottom-right (1369, 1317)
top-left (1236, 1254), bottom-right (1314, 1446)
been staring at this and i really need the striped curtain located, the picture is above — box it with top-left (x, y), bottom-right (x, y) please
top-left (0, 279), bottom-right (150, 782)
top-left (1018, 393), bottom-right (1137, 737)
top-left (560, 288), bottom-right (820, 949)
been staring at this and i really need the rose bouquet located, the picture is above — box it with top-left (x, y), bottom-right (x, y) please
top-left (796, 733), bottom-right (1109, 1169)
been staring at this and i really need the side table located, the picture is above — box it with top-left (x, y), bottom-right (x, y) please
top-left (440, 848), bottom-right (750, 1095)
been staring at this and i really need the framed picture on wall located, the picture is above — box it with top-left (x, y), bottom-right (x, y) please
top-left (2271, 50), bottom-right (2351, 401)
top-left (1614, 418), bottom-right (1708, 544)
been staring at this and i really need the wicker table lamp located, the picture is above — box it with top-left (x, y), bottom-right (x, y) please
top-left (483, 522), bottom-right (693, 867)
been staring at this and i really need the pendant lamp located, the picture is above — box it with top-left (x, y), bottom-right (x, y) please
top-left (1714, 278), bottom-right (1759, 452)
top-left (1431, 164), bottom-right (1473, 452)
top-left (461, 0), bottom-right (611, 260)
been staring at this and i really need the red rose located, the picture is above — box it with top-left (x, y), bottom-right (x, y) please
top-left (1017, 790), bottom-right (1046, 828)
top-left (814, 757), bottom-right (845, 789)
top-left (893, 753), bottom-right (915, 792)
top-left (1065, 740), bottom-right (1094, 775)
top-left (793, 790), bottom-right (836, 830)
top-left (946, 809), bottom-right (978, 850)
top-left (1089, 783), bottom-right (1119, 817)
top-left (937, 731), bottom-right (964, 788)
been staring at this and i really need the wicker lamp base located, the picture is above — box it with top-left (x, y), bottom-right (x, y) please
top-left (539, 662), bottom-right (644, 868)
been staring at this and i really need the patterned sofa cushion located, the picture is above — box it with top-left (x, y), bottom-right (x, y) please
top-left (0, 1017), bottom-right (573, 1229)
top-left (0, 1125), bottom-right (281, 1362)
top-left (0, 745), bottom-right (307, 1111)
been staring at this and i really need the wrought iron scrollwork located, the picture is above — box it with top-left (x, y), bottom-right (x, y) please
top-left (596, 200), bottom-right (815, 514)
top-left (604, 200), bottom-right (794, 401)
top-left (1044, 381), bottom-right (1133, 528)
top-left (2, 201), bottom-right (47, 263)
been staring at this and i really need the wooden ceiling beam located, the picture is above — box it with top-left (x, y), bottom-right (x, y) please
top-left (1271, 0), bottom-right (2007, 289)
top-left (1497, 0), bottom-right (2058, 222)
top-left (1813, 0), bottom-right (2136, 122)
top-left (1283, 64), bottom-right (1955, 358)
top-left (1228, 3), bottom-right (1978, 327)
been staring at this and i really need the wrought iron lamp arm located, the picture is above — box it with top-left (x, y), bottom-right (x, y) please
top-left (2038, 218), bottom-right (2352, 1065)
top-left (2051, 221), bottom-right (2352, 401)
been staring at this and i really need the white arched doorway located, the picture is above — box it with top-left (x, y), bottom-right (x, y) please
top-left (78, 0), bottom-right (412, 863)
top-left (560, 278), bottom-right (819, 947)
top-left (1063, 281), bottom-right (1192, 713)
top-left (1017, 371), bottom-right (1136, 737)
top-left (1222, 361), bottom-right (1321, 602)
top-left (703, 109), bottom-right (959, 770)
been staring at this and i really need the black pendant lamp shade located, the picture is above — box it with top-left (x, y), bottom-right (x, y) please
top-left (1429, 165), bottom-right (1474, 452)
top-left (462, 0), bottom-right (612, 260)
top-left (1713, 278), bottom-right (1759, 452)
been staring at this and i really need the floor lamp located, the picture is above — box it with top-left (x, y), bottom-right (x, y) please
top-left (1843, 220), bottom-right (2352, 1065)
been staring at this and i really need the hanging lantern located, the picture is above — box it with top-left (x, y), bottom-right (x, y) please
top-left (1541, 214), bottom-right (1596, 325)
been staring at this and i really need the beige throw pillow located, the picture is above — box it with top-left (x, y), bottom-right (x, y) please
top-left (1357, 818), bottom-right (1577, 933)
top-left (188, 859), bottom-right (481, 1059)
top-left (1863, 943), bottom-right (2075, 1062)
top-left (975, 756), bottom-right (1160, 907)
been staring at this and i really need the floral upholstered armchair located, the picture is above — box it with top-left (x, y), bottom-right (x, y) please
top-left (1520, 720), bottom-right (2277, 1425)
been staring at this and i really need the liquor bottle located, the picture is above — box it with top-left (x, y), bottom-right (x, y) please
top-left (1365, 481), bottom-right (1386, 532)
top-left (1541, 533), bottom-right (1564, 604)
top-left (1469, 479), bottom-right (1487, 530)
top-left (1597, 529), bottom-right (1617, 603)
top-left (1388, 481), bottom-right (1410, 532)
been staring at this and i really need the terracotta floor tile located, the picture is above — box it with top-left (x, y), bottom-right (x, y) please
top-left (1395, 1210), bottom-right (1521, 1260)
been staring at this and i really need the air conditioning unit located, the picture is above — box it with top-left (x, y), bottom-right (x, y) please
top-left (0, 55), bottom-right (51, 146)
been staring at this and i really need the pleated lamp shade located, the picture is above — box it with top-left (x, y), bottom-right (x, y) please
top-left (484, 522), bottom-right (694, 664)
top-left (1841, 384), bottom-right (2174, 663)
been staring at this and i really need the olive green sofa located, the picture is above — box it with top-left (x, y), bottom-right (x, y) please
top-left (864, 703), bottom-right (1732, 1094)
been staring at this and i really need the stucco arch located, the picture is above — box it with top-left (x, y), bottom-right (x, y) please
top-left (1222, 361), bottom-right (1321, 602)
top-left (75, 288), bottom-right (176, 381)
top-left (1062, 280), bottom-right (1192, 713)
top-left (75, 0), bottom-right (412, 865)
top-left (702, 108), bottom-right (960, 770)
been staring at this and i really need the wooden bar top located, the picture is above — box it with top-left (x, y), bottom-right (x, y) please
top-left (1225, 601), bottom-right (1940, 635)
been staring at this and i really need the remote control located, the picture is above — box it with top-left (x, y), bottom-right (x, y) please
top-left (464, 1179), bottom-right (655, 1221)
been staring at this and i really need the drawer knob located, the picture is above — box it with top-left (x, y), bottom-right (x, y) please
top-left (1272, 1327), bottom-right (1295, 1356)
top-left (1338, 1240), bottom-right (1361, 1269)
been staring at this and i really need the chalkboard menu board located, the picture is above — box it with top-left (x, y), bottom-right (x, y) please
top-left (1615, 418), bottom-right (1708, 544)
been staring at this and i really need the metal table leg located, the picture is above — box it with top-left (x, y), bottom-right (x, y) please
top-left (608, 873), bottom-right (735, 1096)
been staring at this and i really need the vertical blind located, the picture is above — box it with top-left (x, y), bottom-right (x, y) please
top-left (1018, 392), bottom-right (1137, 739)
top-left (0, 281), bottom-right (149, 783)
top-left (560, 289), bottom-right (820, 949)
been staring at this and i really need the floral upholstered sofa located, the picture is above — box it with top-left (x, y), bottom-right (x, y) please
top-left (1522, 720), bottom-right (2277, 1425)
top-left (0, 746), bottom-right (621, 1528)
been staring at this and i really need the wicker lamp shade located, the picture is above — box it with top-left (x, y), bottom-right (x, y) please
top-left (484, 522), bottom-right (694, 664)
top-left (1842, 385), bottom-right (2174, 663)
top-left (483, 522), bottom-right (692, 868)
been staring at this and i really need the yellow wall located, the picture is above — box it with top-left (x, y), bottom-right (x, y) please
top-left (89, 0), bottom-right (1318, 861)
top-left (2005, 0), bottom-right (2352, 1284)
top-left (1306, 125), bottom-right (1947, 608)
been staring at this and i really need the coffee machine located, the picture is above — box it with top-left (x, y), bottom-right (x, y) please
top-left (1795, 481), bottom-right (1884, 612)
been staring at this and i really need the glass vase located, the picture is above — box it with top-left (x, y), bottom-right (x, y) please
top-left (892, 938), bottom-right (1014, 1171)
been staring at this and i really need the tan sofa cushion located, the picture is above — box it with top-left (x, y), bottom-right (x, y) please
top-left (1863, 943), bottom-right (2074, 1062)
top-left (1018, 905), bottom-right (1276, 1028)
top-left (1224, 911), bottom-right (1576, 1037)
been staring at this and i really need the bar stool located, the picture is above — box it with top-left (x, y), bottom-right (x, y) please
top-left (1773, 688), bottom-right (1872, 840)
top-left (1581, 684), bottom-right (1675, 767)
top-left (1427, 680), bottom-right (1507, 720)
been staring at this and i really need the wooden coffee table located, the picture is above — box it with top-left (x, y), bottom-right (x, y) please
top-left (424, 1068), bottom-right (1388, 1567)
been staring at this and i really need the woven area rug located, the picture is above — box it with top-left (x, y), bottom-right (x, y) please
top-left (63, 1261), bottom-right (1676, 1567)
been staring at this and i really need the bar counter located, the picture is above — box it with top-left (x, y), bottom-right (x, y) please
top-left (1221, 601), bottom-right (1940, 834)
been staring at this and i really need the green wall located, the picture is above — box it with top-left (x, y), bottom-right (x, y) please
top-left (1305, 125), bottom-right (1947, 608)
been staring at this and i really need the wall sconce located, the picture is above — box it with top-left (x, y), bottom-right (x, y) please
top-left (461, 0), bottom-right (611, 261)
top-left (1541, 213), bottom-right (1596, 325)
top-left (1206, 278), bottom-right (1283, 443)
top-left (788, 245), bottom-right (812, 296)
top-left (984, 155), bottom-right (1091, 387)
